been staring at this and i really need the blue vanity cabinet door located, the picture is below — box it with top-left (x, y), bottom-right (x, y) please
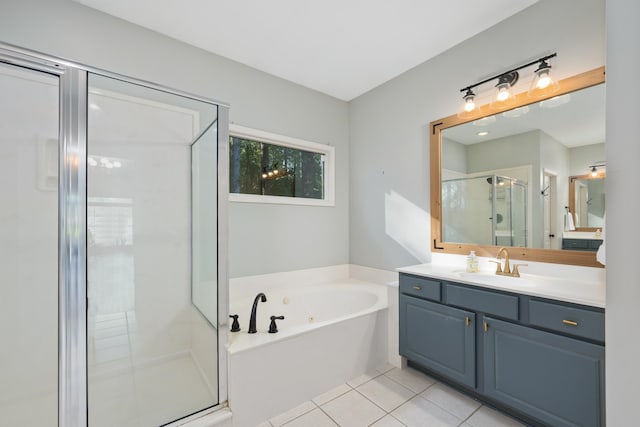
top-left (483, 317), bottom-right (605, 427)
top-left (400, 294), bottom-right (476, 388)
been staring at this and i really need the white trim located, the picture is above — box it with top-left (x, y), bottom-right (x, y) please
top-left (228, 124), bottom-right (335, 207)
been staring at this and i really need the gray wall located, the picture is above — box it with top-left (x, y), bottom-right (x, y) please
top-left (539, 131), bottom-right (570, 248)
top-left (349, 0), bottom-right (605, 270)
top-left (0, 0), bottom-right (350, 278)
top-left (606, 0), bottom-right (640, 424)
top-left (569, 143), bottom-right (605, 176)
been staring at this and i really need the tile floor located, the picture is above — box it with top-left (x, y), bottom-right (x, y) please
top-left (259, 365), bottom-right (527, 427)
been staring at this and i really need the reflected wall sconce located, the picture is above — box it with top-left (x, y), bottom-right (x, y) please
top-left (589, 162), bottom-right (606, 177)
top-left (459, 53), bottom-right (557, 117)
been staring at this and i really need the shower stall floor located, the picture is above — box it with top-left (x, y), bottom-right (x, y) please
top-left (89, 312), bottom-right (216, 427)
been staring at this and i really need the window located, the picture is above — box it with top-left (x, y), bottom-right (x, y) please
top-left (229, 125), bottom-right (335, 206)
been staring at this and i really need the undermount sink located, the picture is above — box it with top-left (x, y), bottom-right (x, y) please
top-left (450, 270), bottom-right (537, 288)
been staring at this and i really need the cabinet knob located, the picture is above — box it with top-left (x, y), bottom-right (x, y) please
top-left (562, 319), bottom-right (578, 327)
top-left (465, 316), bottom-right (471, 326)
top-left (412, 285), bottom-right (422, 291)
top-left (483, 321), bottom-right (489, 332)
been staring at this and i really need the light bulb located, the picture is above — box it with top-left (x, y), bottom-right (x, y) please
top-left (262, 173), bottom-right (268, 179)
top-left (273, 169), bottom-right (279, 175)
top-left (536, 70), bottom-right (551, 89)
top-left (496, 84), bottom-right (510, 102)
top-left (464, 98), bottom-right (475, 112)
top-left (458, 88), bottom-right (478, 119)
top-left (591, 166), bottom-right (598, 177)
top-left (529, 60), bottom-right (558, 97)
top-left (268, 171), bottom-right (273, 177)
top-left (462, 89), bottom-right (476, 113)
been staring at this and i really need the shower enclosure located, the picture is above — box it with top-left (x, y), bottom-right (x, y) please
top-left (0, 44), bottom-right (228, 426)
top-left (442, 174), bottom-right (527, 247)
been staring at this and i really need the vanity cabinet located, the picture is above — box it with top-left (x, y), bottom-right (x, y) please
top-left (399, 272), bottom-right (605, 427)
top-left (562, 238), bottom-right (603, 251)
top-left (484, 317), bottom-right (605, 427)
top-left (400, 294), bottom-right (476, 388)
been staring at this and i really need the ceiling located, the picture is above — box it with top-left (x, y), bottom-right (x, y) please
top-left (74, 0), bottom-right (538, 101)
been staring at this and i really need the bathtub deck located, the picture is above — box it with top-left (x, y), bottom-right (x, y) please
top-left (258, 365), bottom-right (527, 427)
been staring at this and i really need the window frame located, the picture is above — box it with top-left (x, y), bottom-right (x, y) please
top-left (228, 124), bottom-right (335, 207)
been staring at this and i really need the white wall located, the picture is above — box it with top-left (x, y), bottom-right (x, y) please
top-left (0, 0), bottom-right (350, 278)
top-left (605, 0), bottom-right (640, 424)
top-left (349, 0), bottom-right (605, 270)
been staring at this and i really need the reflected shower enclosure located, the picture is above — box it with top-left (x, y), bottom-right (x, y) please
top-left (442, 175), bottom-right (527, 247)
top-left (0, 44), bottom-right (227, 427)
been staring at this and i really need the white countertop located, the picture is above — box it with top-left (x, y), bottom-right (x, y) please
top-left (563, 231), bottom-right (603, 240)
top-left (398, 263), bottom-right (605, 309)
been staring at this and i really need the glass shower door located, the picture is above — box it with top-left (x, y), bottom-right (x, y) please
top-left (86, 74), bottom-right (219, 426)
top-left (0, 62), bottom-right (59, 425)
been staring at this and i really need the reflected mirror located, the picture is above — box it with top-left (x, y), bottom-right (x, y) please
top-left (430, 67), bottom-right (605, 267)
top-left (569, 174), bottom-right (606, 230)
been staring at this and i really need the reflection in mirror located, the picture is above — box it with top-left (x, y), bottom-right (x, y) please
top-left (431, 67), bottom-right (605, 267)
top-left (569, 174), bottom-right (606, 229)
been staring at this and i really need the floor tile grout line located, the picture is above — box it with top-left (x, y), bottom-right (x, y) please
top-left (352, 386), bottom-right (415, 415)
top-left (276, 401), bottom-right (318, 426)
top-left (317, 404), bottom-right (341, 427)
top-left (381, 371), bottom-right (439, 395)
top-left (462, 403), bottom-right (483, 424)
top-left (414, 390), bottom-right (479, 425)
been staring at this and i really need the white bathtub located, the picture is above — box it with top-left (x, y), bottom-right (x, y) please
top-left (227, 279), bottom-right (389, 426)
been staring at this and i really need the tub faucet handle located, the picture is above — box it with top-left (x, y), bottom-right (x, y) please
top-left (268, 315), bottom-right (285, 334)
top-left (229, 314), bottom-right (241, 332)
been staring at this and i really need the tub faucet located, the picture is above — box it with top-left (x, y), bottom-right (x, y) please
top-left (248, 293), bottom-right (267, 334)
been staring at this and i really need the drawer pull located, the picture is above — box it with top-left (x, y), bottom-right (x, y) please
top-left (562, 319), bottom-right (579, 327)
top-left (412, 285), bottom-right (422, 291)
top-left (483, 321), bottom-right (488, 332)
top-left (465, 316), bottom-right (470, 326)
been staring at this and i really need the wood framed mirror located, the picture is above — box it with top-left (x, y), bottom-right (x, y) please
top-left (430, 67), bottom-right (605, 267)
top-left (569, 173), bottom-right (606, 231)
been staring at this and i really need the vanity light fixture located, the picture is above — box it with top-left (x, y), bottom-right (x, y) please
top-left (458, 53), bottom-right (557, 116)
top-left (494, 71), bottom-right (519, 103)
top-left (463, 88), bottom-right (476, 112)
top-left (589, 162), bottom-right (606, 177)
top-left (262, 163), bottom-right (291, 180)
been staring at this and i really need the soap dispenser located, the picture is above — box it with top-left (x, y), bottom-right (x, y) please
top-left (466, 251), bottom-right (479, 273)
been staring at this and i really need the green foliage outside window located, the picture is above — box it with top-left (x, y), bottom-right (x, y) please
top-left (229, 136), bottom-right (325, 199)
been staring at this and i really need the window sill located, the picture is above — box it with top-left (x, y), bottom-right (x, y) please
top-left (229, 193), bottom-right (335, 207)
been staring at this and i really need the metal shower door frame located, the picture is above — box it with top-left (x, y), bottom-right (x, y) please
top-left (0, 42), bottom-right (229, 427)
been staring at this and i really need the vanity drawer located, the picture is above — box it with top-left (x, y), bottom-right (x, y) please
top-left (589, 239), bottom-right (604, 250)
top-left (399, 274), bottom-right (441, 302)
top-left (446, 284), bottom-right (519, 320)
top-left (529, 300), bottom-right (605, 342)
top-left (562, 238), bottom-right (589, 250)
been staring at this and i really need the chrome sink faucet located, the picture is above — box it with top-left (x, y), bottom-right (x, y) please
top-left (491, 247), bottom-right (527, 278)
top-left (248, 293), bottom-right (267, 334)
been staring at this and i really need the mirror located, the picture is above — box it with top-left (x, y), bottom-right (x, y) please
top-left (569, 174), bottom-right (606, 230)
top-left (430, 67), bottom-right (605, 267)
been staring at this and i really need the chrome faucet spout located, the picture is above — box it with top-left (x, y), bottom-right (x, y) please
top-left (248, 293), bottom-right (267, 334)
